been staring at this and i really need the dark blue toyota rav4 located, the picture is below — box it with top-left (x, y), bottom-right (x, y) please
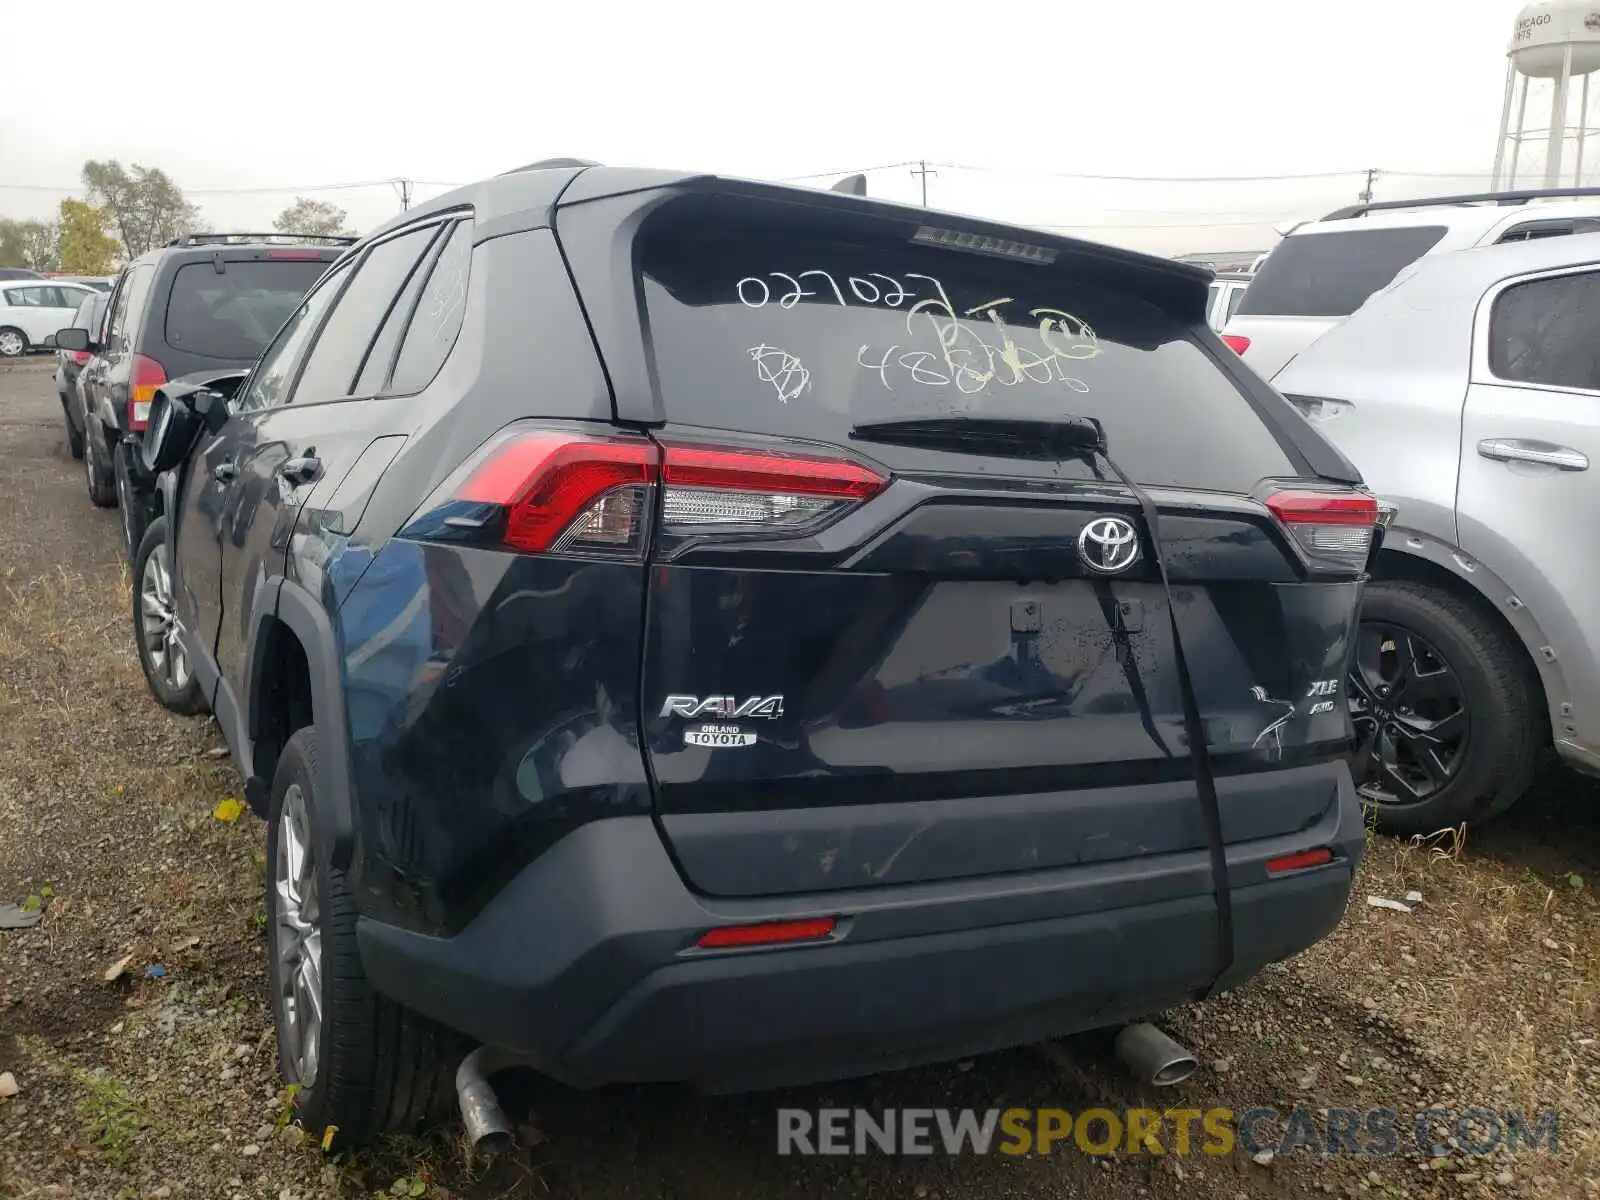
top-left (130, 160), bottom-right (1381, 1148)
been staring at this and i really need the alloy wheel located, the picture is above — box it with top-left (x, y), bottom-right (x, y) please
top-left (1348, 621), bottom-right (1470, 805)
top-left (0, 331), bottom-right (22, 358)
top-left (274, 782), bottom-right (323, 1087)
top-left (139, 542), bottom-right (190, 691)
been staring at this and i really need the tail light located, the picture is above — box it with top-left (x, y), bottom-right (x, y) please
top-left (129, 354), bottom-right (167, 431)
top-left (1266, 489), bottom-right (1378, 570)
top-left (402, 426), bottom-right (890, 558)
top-left (658, 442), bottom-right (886, 538)
top-left (1220, 334), bottom-right (1250, 355)
top-left (70, 351), bottom-right (91, 366)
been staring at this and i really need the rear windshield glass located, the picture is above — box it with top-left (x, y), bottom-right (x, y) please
top-left (637, 208), bottom-right (1296, 490)
top-left (164, 260), bottom-right (330, 360)
top-left (1237, 225), bottom-right (1447, 318)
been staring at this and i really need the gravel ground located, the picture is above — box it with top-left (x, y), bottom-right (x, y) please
top-left (2, 356), bottom-right (1599, 1199)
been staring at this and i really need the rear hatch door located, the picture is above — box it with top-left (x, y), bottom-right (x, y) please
top-left (152, 247), bottom-right (344, 377)
top-left (585, 188), bottom-right (1374, 898)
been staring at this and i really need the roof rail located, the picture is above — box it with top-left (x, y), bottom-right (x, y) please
top-left (498, 157), bottom-right (600, 176)
top-left (1323, 186), bottom-right (1600, 221)
top-left (164, 232), bottom-right (358, 248)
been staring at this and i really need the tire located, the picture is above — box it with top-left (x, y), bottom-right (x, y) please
top-left (59, 393), bottom-right (85, 460)
top-left (132, 517), bottom-right (205, 715)
top-left (1351, 580), bottom-right (1542, 837)
top-left (267, 727), bottom-right (463, 1150)
top-left (84, 418), bottom-right (116, 507)
top-left (114, 442), bottom-right (149, 564)
top-left (0, 327), bottom-right (26, 358)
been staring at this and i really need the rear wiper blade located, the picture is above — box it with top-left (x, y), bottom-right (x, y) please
top-left (850, 415), bottom-right (1106, 461)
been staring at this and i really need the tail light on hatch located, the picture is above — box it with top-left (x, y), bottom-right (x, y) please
top-left (129, 354), bottom-right (167, 431)
top-left (1265, 489), bottom-right (1378, 571)
top-left (1220, 334), bottom-right (1250, 355)
top-left (404, 426), bottom-right (890, 558)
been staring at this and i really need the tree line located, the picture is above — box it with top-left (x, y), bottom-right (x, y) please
top-left (0, 160), bottom-right (356, 275)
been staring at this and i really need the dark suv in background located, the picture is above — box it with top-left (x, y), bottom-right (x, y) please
top-left (132, 162), bottom-right (1382, 1149)
top-left (55, 289), bottom-right (110, 460)
top-left (57, 233), bottom-right (352, 558)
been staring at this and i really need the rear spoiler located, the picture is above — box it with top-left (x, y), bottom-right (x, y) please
top-left (666, 175), bottom-right (1215, 325)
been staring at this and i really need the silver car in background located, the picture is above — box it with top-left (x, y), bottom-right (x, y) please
top-left (1275, 232), bottom-right (1600, 834)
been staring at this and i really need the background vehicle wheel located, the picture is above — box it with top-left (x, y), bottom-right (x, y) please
top-left (114, 442), bottom-right (149, 563)
top-left (0, 328), bottom-right (26, 358)
top-left (267, 727), bottom-right (462, 1149)
top-left (132, 517), bottom-right (204, 715)
top-left (84, 420), bottom-right (116, 507)
top-left (59, 394), bottom-right (85, 459)
top-left (1350, 580), bottom-right (1542, 836)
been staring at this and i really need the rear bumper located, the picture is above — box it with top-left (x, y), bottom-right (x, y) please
top-left (358, 763), bottom-right (1362, 1091)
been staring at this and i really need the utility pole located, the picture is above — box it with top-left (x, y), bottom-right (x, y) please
top-left (1358, 167), bottom-right (1380, 206)
top-left (911, 160), bottom-right (937, 207)
top-left (392, 178), bottom-right (414, 211)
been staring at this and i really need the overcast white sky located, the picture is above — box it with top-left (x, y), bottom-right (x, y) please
top-left (0, 0), bottom-right (1549, 256)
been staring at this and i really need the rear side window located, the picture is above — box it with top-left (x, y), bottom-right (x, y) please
top-left (637, 208), bottom-right (1297, 491)
top-left (1489, 269), bottom-right (1600, 391)
top-left (163, 259), bottom-right (331, 361)
top-left (1237, 226), bottom-right (1447, 318)
top-left (292, 227), bottom-right (437, 402)
top-left (108, 266), bottom-right (154, 349)
top-left (388, 222), bottom-right (471, 394)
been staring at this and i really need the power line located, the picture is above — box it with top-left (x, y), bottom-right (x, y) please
top-left (776, 161), bottom-right (918, 181)
top-left (1034, 216), bottom-right (1303, 230)
top-left (929, 162), bottom-right (1374, 183)
top-left (0, 177), bottom-right (407, 196)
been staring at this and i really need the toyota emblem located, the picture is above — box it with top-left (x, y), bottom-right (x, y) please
top-left (1078, 516), bottom-right (1141, 575)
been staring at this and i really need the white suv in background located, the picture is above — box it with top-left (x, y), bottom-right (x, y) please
top-left (1222, 187), bottom-right (1600, 381)
top-left (0, 281), bottom-right (98, 358)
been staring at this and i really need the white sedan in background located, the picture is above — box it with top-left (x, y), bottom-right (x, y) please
top-left (0, 282), bottom-right (97, 357)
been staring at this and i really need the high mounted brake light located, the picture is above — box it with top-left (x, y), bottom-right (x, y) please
top-left (1266, 489), bottom-right (1378, 570)
top-left (403, 426), bottom-right (890, 558)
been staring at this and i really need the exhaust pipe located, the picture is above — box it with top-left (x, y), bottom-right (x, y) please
top-left (1113, 1023), bottom-right (1198, 1087)
top-left (456, 1046), bottom-right (517, 1154)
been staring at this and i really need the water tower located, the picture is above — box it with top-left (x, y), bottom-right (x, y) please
top-left (1492, 1), bottom-right (1600, 189)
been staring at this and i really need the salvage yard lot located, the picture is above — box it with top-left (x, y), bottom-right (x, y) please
top-left (1, 356), bottom-right (1599, 1199)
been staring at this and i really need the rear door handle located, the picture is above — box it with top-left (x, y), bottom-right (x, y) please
top-left (1477, 438), bottom-right (1589, 471)
top-left (212, 460), bottom-right (238, 483)
top-left (278, 455), bottom-right (322, 486)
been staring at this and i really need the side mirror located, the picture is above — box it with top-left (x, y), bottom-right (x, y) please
top-left (139, 386), bottom-right (225, 476)
top-left (55, 327), bottom-right (89, 352)
top-left (193, 389), bottom-right (231, 435)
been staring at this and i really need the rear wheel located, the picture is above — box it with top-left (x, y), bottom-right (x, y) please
top-left (132, 517), bottom-right (204, 715)
top-left (268, 728), bottom-right (463, 1149)
top-left (0, 328), bottom-right (26, 358)
top-left (1350, 580), bottom-right (1541, 836)
top-left (84, 418), bottom-right (116, 507)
